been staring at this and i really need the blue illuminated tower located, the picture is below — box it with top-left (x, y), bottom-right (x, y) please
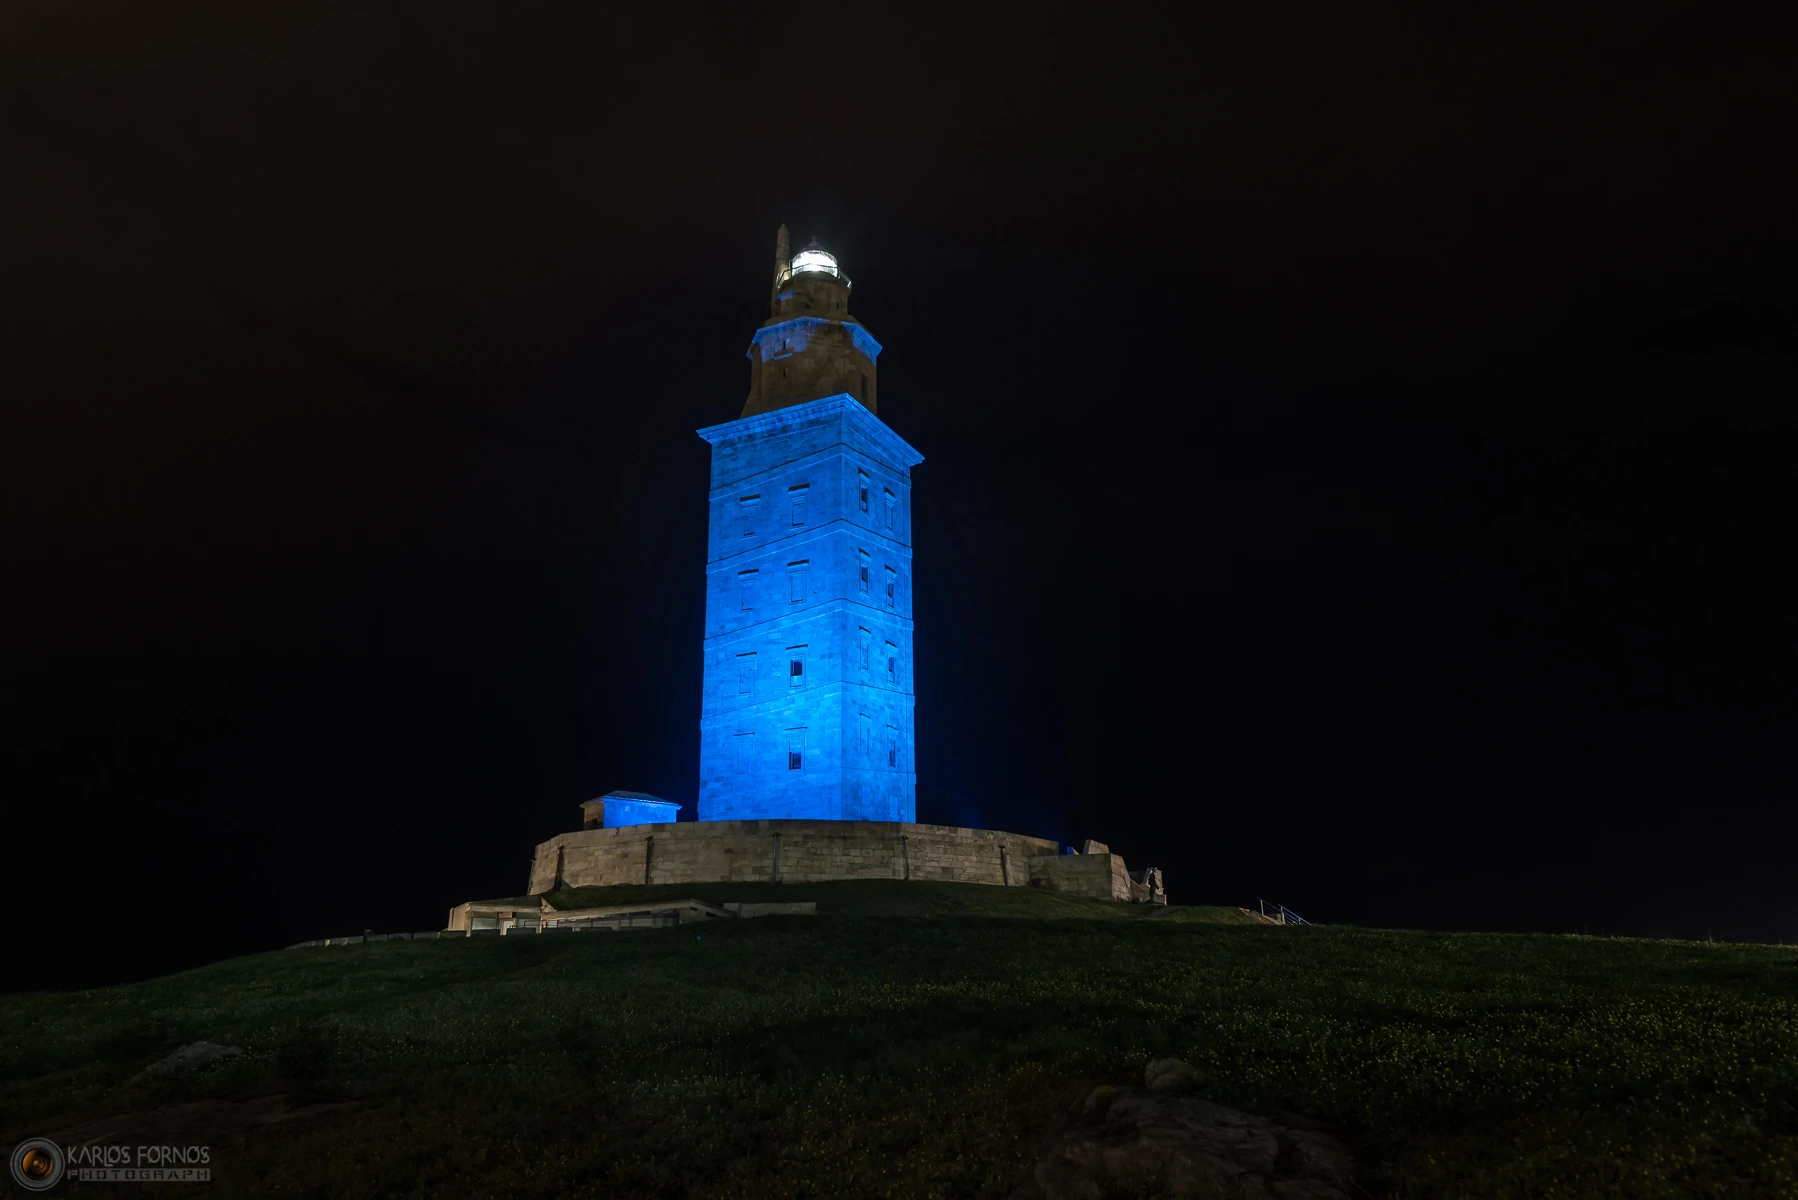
top-left (696, 228), bottom-right (922, 822)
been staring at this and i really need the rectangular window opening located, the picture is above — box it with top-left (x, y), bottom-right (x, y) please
top-left (787, 646), bottom-right (807, 688)
top-left (735, 653), bottom-right (756, 694)
top-left (885, 566), bottom-right (897, 608)
top-left (857, 471), bottom-right (870, 513)
top-left (739, 495), bottom-right (761, 538)
top-left (886, 643), bottom-right (898, 686)
top-left (787, 729), bottom-right (806, 771)
top-left (788, 561), bottom-right (809, 602)
top-left (738, 571), bottom-right (757, 611)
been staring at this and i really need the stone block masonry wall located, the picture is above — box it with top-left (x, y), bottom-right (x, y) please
top-left (696, 396), bottom-right (924, 824)
top-left (527, 820), bottom-right (1067, 895)
top-left (1026, 852), bottom-right (1135, 901)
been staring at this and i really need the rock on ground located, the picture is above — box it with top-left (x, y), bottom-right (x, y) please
top-left (1013, 1061), bottom-right (1353, 1200)
top-left (50, 1096), bottom-right (359, 1150)
top-left (133, 1041), bottom-right (243, 1081)
top-left (1144, 1057), bottom-right (1209, 1093)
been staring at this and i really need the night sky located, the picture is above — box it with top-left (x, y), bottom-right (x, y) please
top-left (5, 3), bottom-right (1795, 990)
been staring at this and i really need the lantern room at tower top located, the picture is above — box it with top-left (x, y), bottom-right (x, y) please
top-left (743, 226), bottom-right (881, 419)
top-left (694, 229), bottom-right (921, 824)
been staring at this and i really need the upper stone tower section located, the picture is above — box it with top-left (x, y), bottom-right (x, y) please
top-left (742, 225), bottom-right (882, 419)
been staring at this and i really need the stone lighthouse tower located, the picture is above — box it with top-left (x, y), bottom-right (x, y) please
top-left (695, 228), bottom-right (923, 823)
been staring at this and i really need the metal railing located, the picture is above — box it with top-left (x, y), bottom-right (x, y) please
top-left (775, 264), bottom-right (851, 288)
top-left (287, 909), bottom-right (689, 948)
top-left (287, 931), bottom-right (461, 948)
top-left (546, 909), bottom-right (679, 932)
top-left (1257, 898), bottom-right (1311, 926)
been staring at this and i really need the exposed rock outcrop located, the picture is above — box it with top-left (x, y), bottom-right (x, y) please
top-left (1014, 1062), bottom-right (1353, 1200)
top-left (131, 1041), bottom-right (242, 1082)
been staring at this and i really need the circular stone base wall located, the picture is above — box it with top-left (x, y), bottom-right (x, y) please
top-left (527, 819), bottom-right (1091, 896)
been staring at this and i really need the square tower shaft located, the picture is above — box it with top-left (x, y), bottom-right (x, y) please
top-left (696, 394), bottom-right (924, 822)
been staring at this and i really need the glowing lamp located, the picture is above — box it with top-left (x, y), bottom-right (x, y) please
top-left (788, 248), bottom-right (839, 278)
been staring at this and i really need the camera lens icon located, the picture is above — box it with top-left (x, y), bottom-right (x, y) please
top-left (10, 1139), bottom-right (66, 1191)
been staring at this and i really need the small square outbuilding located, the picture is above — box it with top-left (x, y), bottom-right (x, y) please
top-left (581, 791), bottom-right (682, 830)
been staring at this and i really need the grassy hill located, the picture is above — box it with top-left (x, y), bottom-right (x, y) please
top-left (3, 882), bottom-right (1794, 1197)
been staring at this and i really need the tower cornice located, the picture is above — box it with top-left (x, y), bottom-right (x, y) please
top-left (748, 318), bottom-right (881, 363)
top-left (698, 393), bottom-right (923, 470)
top-left (703, 517), bottom-right (915, 570)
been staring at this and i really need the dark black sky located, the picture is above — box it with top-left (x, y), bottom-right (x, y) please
top-left (5, 2), bottom-right (1796, 988)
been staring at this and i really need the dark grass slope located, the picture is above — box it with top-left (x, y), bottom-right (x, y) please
top-left (3, 903), bottom-right (1795, 1197)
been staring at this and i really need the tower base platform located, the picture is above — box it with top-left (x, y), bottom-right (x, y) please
top-left (527, 819), bottom-right (1163, 903)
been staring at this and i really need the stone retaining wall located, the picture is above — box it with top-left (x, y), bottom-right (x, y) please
top-left (1029, 851), bottom-right (1135, 901)
top-left (526, 819), bottom-right (1136, 897)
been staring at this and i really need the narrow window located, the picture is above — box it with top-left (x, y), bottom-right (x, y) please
top-left (788, 646), bottom-right (807, 688)
top-left (857, 471), bottom-right (870, 513)
top-left (884, 489), bottom-right (896, 530)
top-left (740, 495), bottom-right (760, 537)
top-left (886, 642), bottom-right (898, 686)
top-left (858, 551), bottom-right (871, 594)
top-left (788, 560), bottom-right (808, 602)
top-left (738, 570), bottom-right (757, 611)
top-left (789, 482), bottom-right (809, 526)
top-left (886, 725), bottom-right (899, 769)
top-left (787, 729), bottom-right (805, 770)
top-left (734, 732), bottom-right (755, 774)
top-left (858, 628), bottom-right (871, 672)
top-left (884, 566), bottom-right (897, 609)
top-left (859, 712), bottom-right (872, 759)
top-left (736, 652), bottom-right (756, 694)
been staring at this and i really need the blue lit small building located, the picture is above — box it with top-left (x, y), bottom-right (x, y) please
top-left (581, 791), bottom-right (681, 830)
top-left (695, 228), bottom-right (922, 823)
